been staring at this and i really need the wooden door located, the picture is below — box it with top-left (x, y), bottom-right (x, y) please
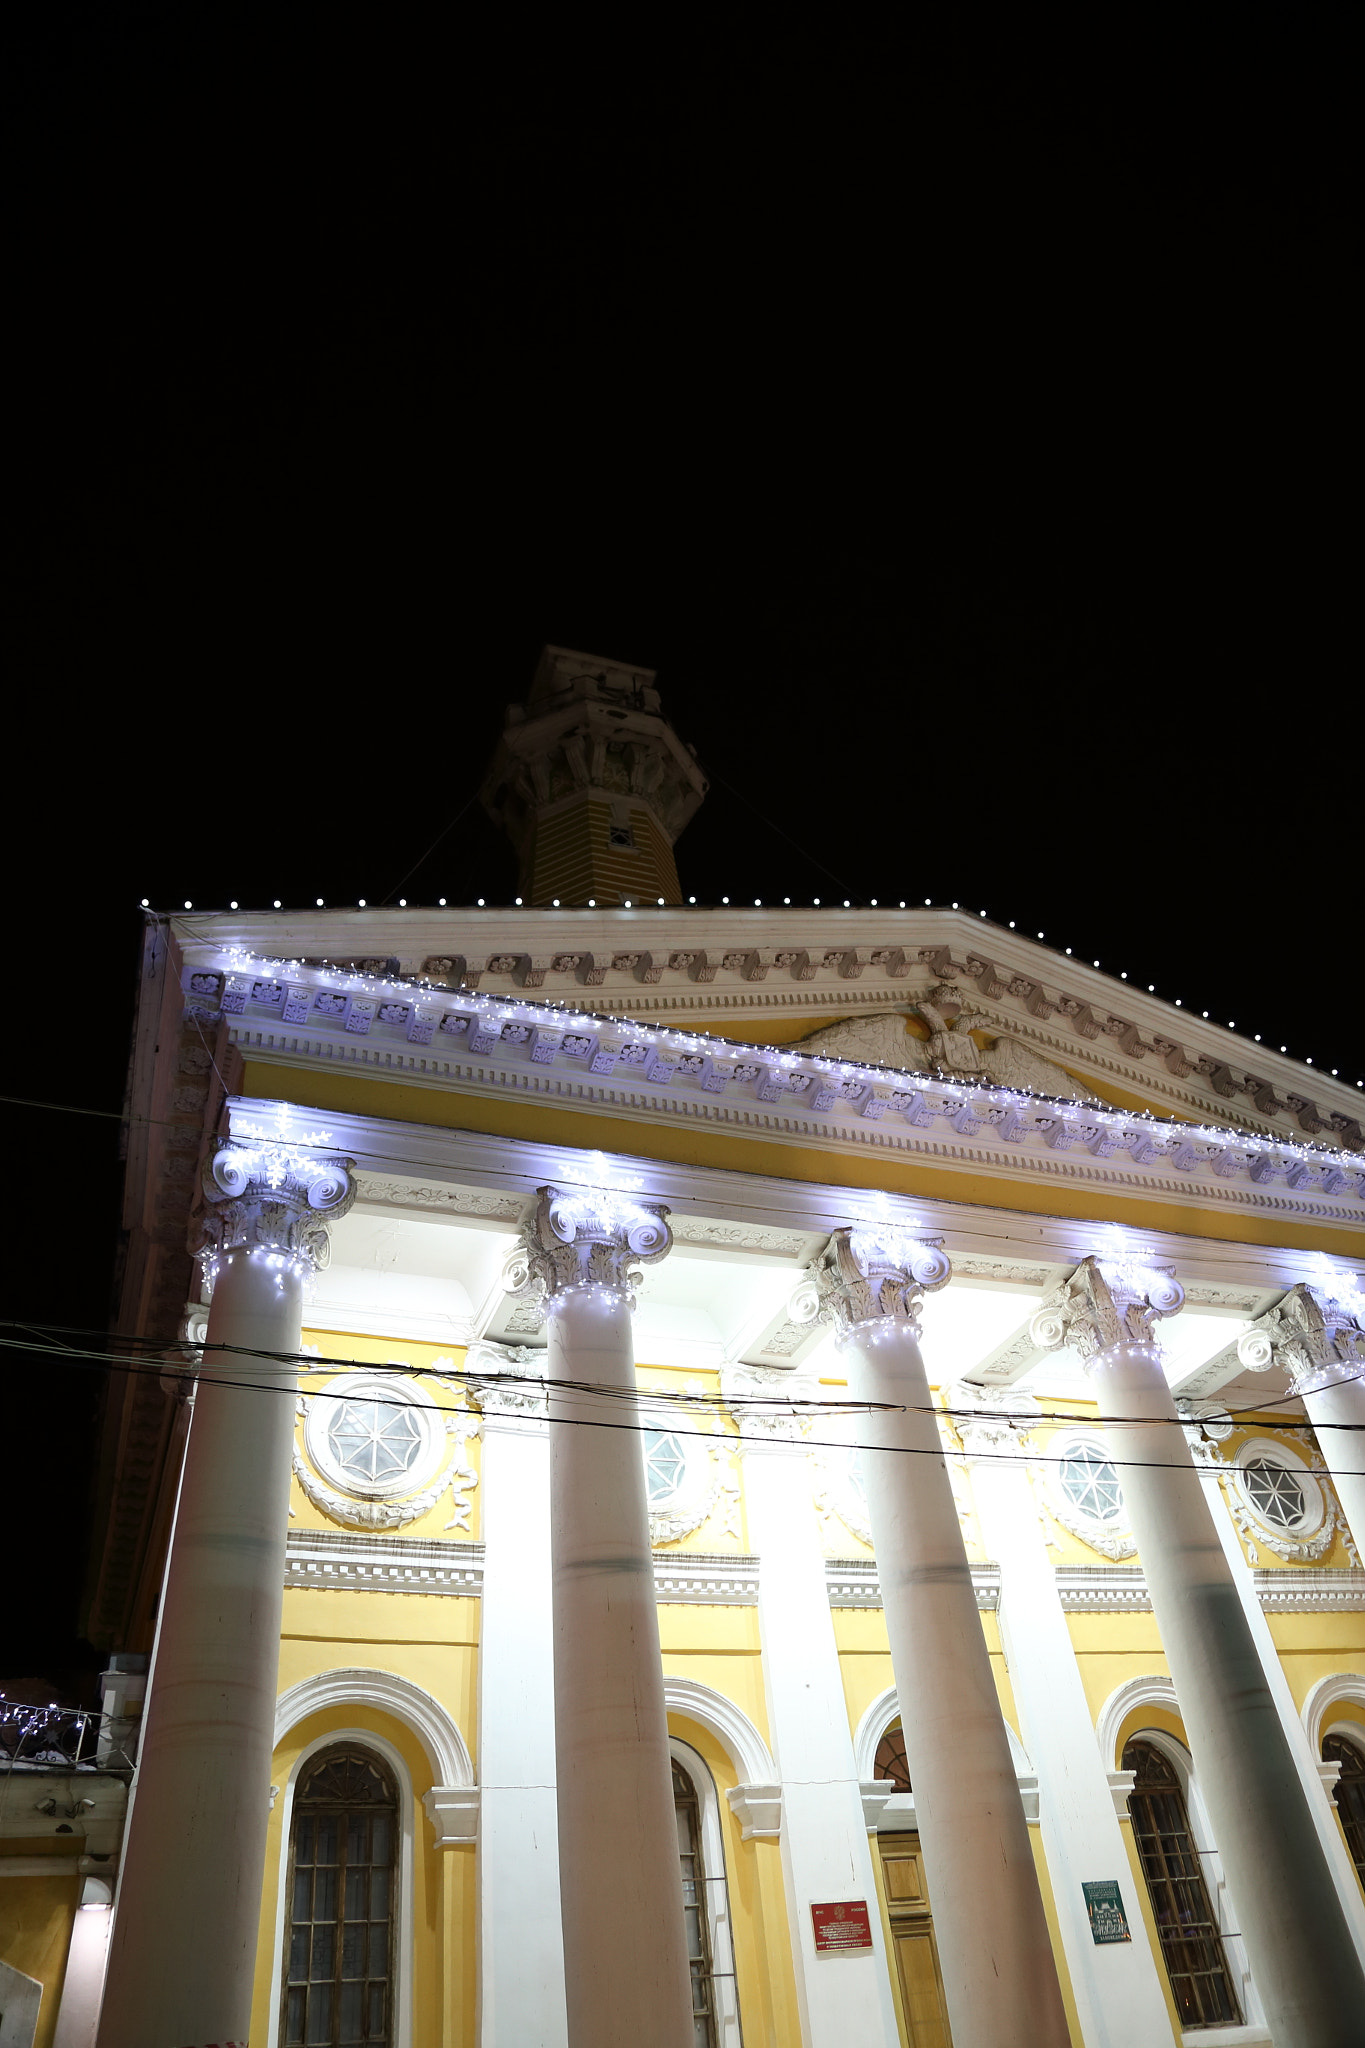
top-left (877, 1833), bottom-right (953, 2048)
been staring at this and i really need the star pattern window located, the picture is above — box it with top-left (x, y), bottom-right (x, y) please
top-left (644, 1428), bottom-right (687, 1504)
top-left (1059, 1445), bottom-right (1124, 1524)
top-left (327, 1400), bottom-right (425, 1487)
top-left (1243, 1459), bottom-right (1305, 1530)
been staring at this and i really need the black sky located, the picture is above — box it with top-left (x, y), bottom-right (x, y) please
top-left (3, 11), bottom-right (1359, 1694)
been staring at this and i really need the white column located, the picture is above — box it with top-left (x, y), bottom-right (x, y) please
top-left (53, 1904), bottom-right (113, 2048)
top-left (469, 1344), bottom-right (568, 2048)
top-left (818, 1227), bottom-right (1070, 2048)
top-left (97, 1126), bottom-right (354, 2048)
top-left (1188, 1435), bottom-right (1365, 1971)
top-left (953, 1384), bottom-right (1175, 2048)
top-left (512, 1185), bottom-right (693, 2048)
top-left (728, 1371), bottom-right (900, 2048)
top-left (1042, 1255), bottom-right (1365, 2048)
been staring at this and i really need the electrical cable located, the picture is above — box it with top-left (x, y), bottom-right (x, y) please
top-left (8, 1329), bottom-right (1365, 1476)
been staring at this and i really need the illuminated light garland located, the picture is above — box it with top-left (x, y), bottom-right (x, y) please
top-left (186, 942), bottom-right (1365, 1192)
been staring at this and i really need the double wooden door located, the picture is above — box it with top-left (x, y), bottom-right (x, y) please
top-left (877, 1833), bottom-right (953, 2048)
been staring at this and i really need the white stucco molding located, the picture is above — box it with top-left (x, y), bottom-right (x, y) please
top-left (1300, 1672), bottom-right (1365, 1755)
top-left (664, 1677), bottom-right (775, 1786)
top-left (274, 1666), bottom-right (475, 1790)
top-left (1095, 1674), bottom-right (1180, 1771)
top-left (854, 1682), bottom-right (1034, 1782)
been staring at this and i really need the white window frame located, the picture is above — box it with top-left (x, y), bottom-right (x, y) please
top-left (1231, 1435), bottom-right (1326, 1546)
top-left (1127, 1726), bottom-right (1264, 2035)
top-left (266, 1727), bottom-right (416, 2048)
top-left (303, 1372), bottom-right (446, 1499)
top-left (670, 1738), bottom-right (743, 2047)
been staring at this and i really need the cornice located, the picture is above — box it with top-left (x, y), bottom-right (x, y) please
top-left (282, 1530), bottom-right (765, 1605)
top-left (170, 905), bottom-right (1364, 1143)
top-left (196, 966), bottom-right (1365, 1233)
top-left (820, 1556), bottom-right (1364, 1613)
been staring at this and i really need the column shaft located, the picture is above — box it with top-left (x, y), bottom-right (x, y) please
top-left (744, 1445), bottom-right (900, 2048)
top-left (1303, 1375), bottom-right (1365, 1565)
top-left (1098, 1337), bottom-right (1365, 2047)
top-left (477, 1403), bottom-right (568, 2047)
top-left (98, 1247), bottom-right (302, 2048)
top-left (966, 1433), bottom-right (1175, 2047)
top-left (548, 1287), bottom-right (693, 2048)
top-left (845, 1323), bottom-right (1070, 2048)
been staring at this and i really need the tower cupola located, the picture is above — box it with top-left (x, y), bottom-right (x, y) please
top-left (480, 645), bottom-right (707, 905)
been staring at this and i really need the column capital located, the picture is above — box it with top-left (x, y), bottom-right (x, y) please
top-left (1234, 1281), bottom-right (1365, 1396)
top-left (507, 1183), bottom-right (672, 1312)
top-left (195, 1130), bottom-right (356, 1282)
top-left (813, 1223), bottom-right (951, 1341)
top-left (944, 1381), bottom-right (1042, 1458)
top-left (465, 1340), bottom-right (551, 1421)
top-left (1031, 1254), bottom-right (1184, 1373)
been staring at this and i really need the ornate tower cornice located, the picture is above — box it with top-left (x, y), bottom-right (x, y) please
top-left (506, 1183), bottom-right (673, 1312)
top-left (812, 1223), bottom-right (952, 1340)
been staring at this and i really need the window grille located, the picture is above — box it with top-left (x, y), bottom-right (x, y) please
top-left (1058, 1444), bottom-right (1124, 1523)
top-left (1324, 1733), bottom-right (1365, 1888)
top-left (674, 1758), bottom-right (719, 2048)
top-left (1123, 1738), bottom-right (1241, 2028)
top-left (282, 1746), bottom-right (396, 2047)
top-left (1242, 1459), bottom-right (1305, 1530)
top-left (874, 1720), bottom-right (912, 1793)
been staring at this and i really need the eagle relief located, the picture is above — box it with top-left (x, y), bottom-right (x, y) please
top-left (792, 991), bottom-right (1099, 1103)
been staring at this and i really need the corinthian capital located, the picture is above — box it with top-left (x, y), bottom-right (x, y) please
top-left (813, 1223), bottom-right (951, 1340)
top-left (507, 1184), bottom-right (673, 1311)
top-left (196, 1128), bottom-right (356, 1278)
top-left (1234, 1281), bottom-right (1365, 1396)
top-left (1031, 1254), bottom-right (1184, 1368)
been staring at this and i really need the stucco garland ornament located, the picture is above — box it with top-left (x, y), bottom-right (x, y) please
top-left (292, 1411), bottom-right (481, 1533)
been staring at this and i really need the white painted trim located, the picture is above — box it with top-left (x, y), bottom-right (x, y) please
top-left (853, 1682), bottom-right (1033, 1782)
top-left (1301, 1673), bottom-right (1365, 1754)
top-left (664, 1677), bottom-right (776, 1786)
top-left (671, 1739), bottom-right (743, 2048)
top-left (1094, 1674), bottom-right (1178, 1772)
top-left (264, 1727), bottom-right (416, 2048)
top-left (274, 1666), bottom-right (474, 1788)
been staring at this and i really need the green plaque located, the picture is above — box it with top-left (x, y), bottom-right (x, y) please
top-left (1082, 1880), bottom-right (1131, 1945)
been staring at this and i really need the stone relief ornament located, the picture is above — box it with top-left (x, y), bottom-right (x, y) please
top-left (291, 1410), bottom-right (480, 1533)
top-left (463, 1341), bottom-right (550, 1418)
top-left (790, 996), bottom-right (1098, 1103)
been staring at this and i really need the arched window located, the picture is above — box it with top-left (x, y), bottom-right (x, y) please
top-left (282, 1745), bottom-right (397, 2048)
top-left (1324, 1733), bottom-right (1365, 1887)
top-left (874, 1720), bottom-right (911, 1793)
top-left (1123, 1738), bottom-right (1241, 2029)
top-left (674, 1758), bottom-right (720, 2047)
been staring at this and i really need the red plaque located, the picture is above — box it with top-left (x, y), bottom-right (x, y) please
top-left (810, 1899), bottom-right (873, 1953)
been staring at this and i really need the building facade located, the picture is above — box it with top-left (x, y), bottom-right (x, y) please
top-left (19, 649), bottom-right (1365, 2047)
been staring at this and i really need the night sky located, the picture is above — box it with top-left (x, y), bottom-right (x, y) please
top-left (4, 13), bottom-right (1358, 1697)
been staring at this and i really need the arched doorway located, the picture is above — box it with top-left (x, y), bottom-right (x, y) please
top-left (281, 1743), bottom-right (398, 2047)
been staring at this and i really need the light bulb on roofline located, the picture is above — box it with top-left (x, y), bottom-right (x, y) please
top-left (230, 900), bottom-right (238, 909)
top-left (273, 899), bottom-right (281, 909)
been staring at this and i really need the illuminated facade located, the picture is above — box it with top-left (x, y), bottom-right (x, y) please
top-left (19, 649), bottom-right (1365, 2047)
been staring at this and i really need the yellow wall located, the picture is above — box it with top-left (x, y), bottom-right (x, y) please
top-left (0, 1850), bottom-right (77, 2048)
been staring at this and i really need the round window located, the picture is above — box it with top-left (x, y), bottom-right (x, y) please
top-left (303, 1373), bottom-right (445, 1499)
top-left (644, 1428), bottom-right (687, 1504)
top-left (1058, 1444), bottom-right (1124, 1524)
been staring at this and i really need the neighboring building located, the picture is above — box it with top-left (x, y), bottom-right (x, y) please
top-left (24, 647), bottom-right (1365, 2046)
